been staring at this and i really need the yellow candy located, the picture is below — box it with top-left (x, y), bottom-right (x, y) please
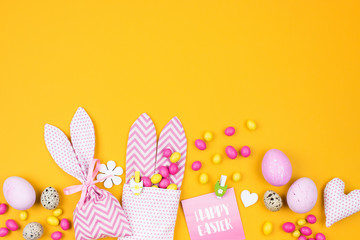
top-left (47, 216), bottom-right (60, 226)
top-left (170, 152), bottom-right (181, 163)
top-left (151, 174), bottom-right (162, 184)
top-left (199, 173), bottom-right (209, 184)
top-left (203, 131), bottom-right (214, 142)
top-left (262, 221), bottom-right (273, 236)
top-left (211, 154), bottom-right (222, 164)
top-left (297, 218), bottom-right (306, 226)
top-left (292, 230), bottom-right (301, 237)
top-left (167, 184), bottom-right (178, 190)
top-left (53, 208), bottom-right (63, 217)
top-left (19, 211), bottom-right (28, 221)
top-left (232, 172), bottom-right (241, 182)
top-left (246, 120), bottom-right (257, 130)
top-left (151, 185), bottom-right (159, 188)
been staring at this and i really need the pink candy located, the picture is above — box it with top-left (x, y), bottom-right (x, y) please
top-left (298, 236), bottom-right (307, 240)
top-left (309, 238), bottom-right (315, 240)
top-left (195, 139), bottom-right (206, 150)
top-left (5, 219), bottom-right (19, 231)
top-left (60, 218), bottom-right (71, 231)
top-left (306, 214), bottom-right (317, 224)
top-left (51, 231), bottom-right (63, 240)
top-left (225, 146), bottom-right (238, 159)
top-left (163, 149), bottom-right (172, 158)
top-left (224, 127), bottom-right (235, 136)
top-left (142, 177), bottom-right (152, 187)
top-left (191, 161), bottom-right (202, 171)
top-left (0, 228), bottom-right (9, 237)
top-left (158, 166), bottom-right (169, 178)
top-left (0, 204), bottom-right (7, 215)
top-left (240, 146), bottom-right (251, 157)
top-left (282, 222), bottom-right (295, 233)
top-left (300, 226), bottom-right (312, 236)
top-left (168, 163), bottom-right (179, 175)
top-left (315, 233), bottom-right (326, 240)
top-left (159, 178), bottom-right (170, 188)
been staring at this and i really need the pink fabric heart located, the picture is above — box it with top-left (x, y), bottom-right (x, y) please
top-left (324, 178), bottom-right (360, 227)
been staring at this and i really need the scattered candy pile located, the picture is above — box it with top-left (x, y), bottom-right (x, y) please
top-left (141, 149), bottom-right (181, 189)
top-left (194, 121), bottom-right (257, 184)
top-left (282, 214), bottom-right (326, 240)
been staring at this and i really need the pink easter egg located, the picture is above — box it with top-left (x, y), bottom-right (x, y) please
top-left (282, 222), bottom-right (295, 233)
top-left (315, 233), bottom-right (326, 240)
top-left (0, 204), bottom-right (7, 215)
top-left (309, 238), bottom-right (315, 240)
top-left (306, 214), bottom-right (317, 224)
top-left (163, 149), bottom-right (172, 158)
top-left (6, 219), bottom-right (19, 231)
top-left (240, 146), bottom-right (251, 157)
top-left (51, 231), bottom-right (63, 240)
top-left (300, 226), bottom-right (312, 236)
top-left (195, 139), bottom-right (206, 150)
top-left (298, 236), bottom-right (307, 240)
top-left (3, 176), bottom-right (36, 210)
top-left (0, 228), bottom-right (9, 237)
top-left (225, 146), bottom-right (238, 159)
top-left (60, 218), bottom-right (70, 231)
top-left (262, 149), bottom-right (292, 186)
top-left (191, 161), bottom-right (202, 171)
top-left (224, 127), bottom-right (235, 136)
top-left (142, 177), bottom-right (152, 187)
top-left (168, 163), bottom-right (179, 175)
top-left (287, 178), bottom-right (318, 214)
top-left (158, 166), bottom-right (169, 178)
top-left (159, 179), bottom-right (170, 189)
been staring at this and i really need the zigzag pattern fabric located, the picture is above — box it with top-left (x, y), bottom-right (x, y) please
top-left (126, 113), bottom-right (157, 182)
top-left (74, 186), bottom-right (132, 240)
top-left (155, 117), bottom-right (187, 188)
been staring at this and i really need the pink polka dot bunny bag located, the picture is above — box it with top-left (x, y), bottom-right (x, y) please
top-left (120, 113), bottom-right (187, 240)
top-left (44, 107), bottom-right (132, 240)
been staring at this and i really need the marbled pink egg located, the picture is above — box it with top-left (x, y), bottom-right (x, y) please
top-left (300, 226), bottom-right (312, 236)
top-left (224, 127), bottom-right (235, 136)
top-left (262, 149), bottom-right (292, 186)
top-left (168, 163), bottom-right (179, 175)
top-left (191, 161), bottom-right (202, 171)
top-left (162, 149), bottom-right (172, 158)
top-left (159, 179), bottom-right (170, 189)
top-left (158, 166), bottom-right (169, 178)
top-left (195, 139), bottom-right (207, 150)
top-left (298, 236), bottom-right (306, 240)
top-left (0, 204), bottom-right (7, 215)
top-left (0, 228), bottom-right (9, 237)
top-left (141, 177), bottom-right (152, 187)
top-left (282, 222), bottom-right (295, 233)
top-left (306, 214), bottom-right (317, 224)
top-left (6, 219), bottom-right (19, 231)
top-left (315, 233), bottom-right (326, 240)
top-left (287, 178), bottom-right (318, 214)
top-left (51, 231), bottom-right (63, 240)
top-left (225, 146), bottom-right (238, 159)
top-left (60, 218), bottom-right (70, 231)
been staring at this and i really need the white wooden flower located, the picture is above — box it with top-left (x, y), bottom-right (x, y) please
top-left (96, 160), bottom-right (123, 189)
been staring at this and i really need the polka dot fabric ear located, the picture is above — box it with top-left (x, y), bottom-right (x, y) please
top-left (324, 178), bottom-right (360, 227)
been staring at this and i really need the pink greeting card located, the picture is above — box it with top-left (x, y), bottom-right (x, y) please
top-left (181, 188), bottom-right (246, 240)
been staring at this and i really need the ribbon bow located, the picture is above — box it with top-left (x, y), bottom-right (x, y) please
top-left (64, 159), bottom-right (112, 209)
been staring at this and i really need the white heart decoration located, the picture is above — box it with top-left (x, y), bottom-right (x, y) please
top-left (324, 178), bottom-right (360, 227)
top-left (241, 190), bottom-right (259, 208)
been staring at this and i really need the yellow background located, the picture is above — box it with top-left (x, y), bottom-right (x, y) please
top-left (1, 0), bottom-right (359, 239)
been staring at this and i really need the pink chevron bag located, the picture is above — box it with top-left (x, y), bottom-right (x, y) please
top-left (120, 113), bottom-right (187, 240)
top-left (44, 107), bottom-right (132, 240)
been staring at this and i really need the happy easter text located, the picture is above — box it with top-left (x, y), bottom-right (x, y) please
top-left (194, 204), bottom-right (233, 236)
